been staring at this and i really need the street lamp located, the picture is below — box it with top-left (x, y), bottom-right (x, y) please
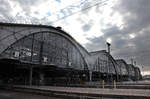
top-left (106, 42), bottom-right (111, 54)
top-left (106, 42), bottom-right (113, 87)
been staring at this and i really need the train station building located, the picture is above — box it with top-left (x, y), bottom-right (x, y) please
top-left (0, 23), bottom-right (141, 85)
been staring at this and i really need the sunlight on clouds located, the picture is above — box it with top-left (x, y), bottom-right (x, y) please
top-left (129, 33), bottom-right (136, 39)
top-left (9, 1), bottom-right (22, 17)
top-left (93, 0), bottom-right (124, 30)
top-left (106, 37), bottom-right (112, 43)
top-left (102, 10), bottom-right (123, 30)
top-left (55, 0), bottom-right (81, 9)
top-left (54, 11), bottom-right (105, 44)
top-left (30, 0), bottom-right (84, 23)
top-left (127, 43), bottom-right (136, 47)
top-left (7, 0), bottom-right (121, 45)
top-left (54, 0), bottom-right (121, 46)
top-left (30, 1), bottom-right (53, 19)
top-left (54, 16), bottom-right (91, 44)
top-left (53, 0), bottom-right (120, 45)
top-left (111, 12), bottom-right (124, 28)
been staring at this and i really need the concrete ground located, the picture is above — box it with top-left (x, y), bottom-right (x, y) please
top-left (0, 90), bottom-right (62, 99)
top-left (118, 80), bottom-right (150, 85)
top-left (13, 85), bottom-right (150, 99)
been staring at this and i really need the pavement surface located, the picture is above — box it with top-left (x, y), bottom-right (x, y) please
top-left (13, 85), bottom-right (150, 98)
top-left (0, 90), bottom-right (62, 99)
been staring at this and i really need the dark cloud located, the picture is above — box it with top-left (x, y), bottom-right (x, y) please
top-left (82, 20), bottom-right (93, 32)
top-left (82, 24), bottom-right (91, 32)
top-left (112, 0), bottom-right (150, 66)
top-left (114, 0), bottom-right (150, 33)
top-left (85, 0), bottom-right (150, 67)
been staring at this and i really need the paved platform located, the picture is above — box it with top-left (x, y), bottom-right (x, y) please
top-left (12, 85), bottom-right (150, 99)
top-left (117, 80), bottom-right (150, 85)
top-left (85, 81), bottom-right (150, 89)
top-left (0, 90), bottom-right (62, 99)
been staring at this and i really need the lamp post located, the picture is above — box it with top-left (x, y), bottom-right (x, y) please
top-left (106, 42), bottom-right (111, 54)
top-left (106, 42), bottom-right (113, 87)
top-left (106, 42), bottom-right (110, 83)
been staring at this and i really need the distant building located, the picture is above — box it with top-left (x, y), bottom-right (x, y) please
top-left (116, 59), bottom-right (142, 81)
top-left (127, 64), bottom-right (142, 81)
top-left (143, 75), bottom-right (150, 80)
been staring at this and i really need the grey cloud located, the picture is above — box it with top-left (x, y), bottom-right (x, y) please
top-left (85, 25), bottom-right (128, 52)
top-left (114, 0), bottom-right (150, 33)
top-left (82, 20), bottom-right (93, 32)
top-left (15, 0), bottom-right (42, 12)
top-left (95, 4), bottom-right (103, 13)
top-left (86, 25), bottom-right (150, 66)
top-left (0, 0), bottom-right (13, 22)
top-left (101, 26), bottom-right (123, 37)
top-left (13, 0), bottom-right (47, 20)
top-left (86, 36), bottom-right (106, 52)
top-left (0, 0), bottom-right (50, 24)
top-left (82, 24), bottom-right (91, 32)
top-left (85, 0), bottom-right (150, 67)
top-left (85, 25), bottom-right (150, 66)
top-left (1, 0), bottom-right (150, 69)
top-left (81, 1), bottom-right (92, 15)
top-left (0, 0), bottom-right (32, 23)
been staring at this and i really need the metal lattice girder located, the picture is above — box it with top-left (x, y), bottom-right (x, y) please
top-left (0, 22), bottom-right (129, 76)
top-left (0, 23), bottom-right (89, 71)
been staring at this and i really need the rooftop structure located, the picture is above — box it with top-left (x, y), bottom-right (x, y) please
top-left (0, 22), bottom-right (141, 85)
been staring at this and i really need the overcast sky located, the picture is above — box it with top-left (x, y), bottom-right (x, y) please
top-left (0, 0), bottom-right (150, 75)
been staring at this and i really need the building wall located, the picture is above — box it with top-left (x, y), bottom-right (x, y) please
top-left (134, 67), bottom-right (141, 80)
top-left (89, 51), bottom-right (117, 74)
top-left (116, 60), bottom-right (128, 76)
top-left (127, 64), bottom-right (136, 77)
top-left (0, 23), bottom-right (142, 82)
top-left (0, 23), bottom-right (89, 70)
top-left (0, 23), bottom-right (119, 74)
top-left (1, 32), bottom-right (88, 70)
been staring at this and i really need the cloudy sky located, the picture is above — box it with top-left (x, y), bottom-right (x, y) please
top-left (0, 0), bottom-right (150, 75)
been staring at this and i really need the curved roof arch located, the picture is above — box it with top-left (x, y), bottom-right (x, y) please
top-left (0, 23), bottom-right (89, 69)
top-left (116, 59), bottom-right (129, 75)
top-left (88, 50), bottom-right (118, 74)
top-left (0, 23), bottom-right (120, 74)
top-left (0, 22), bottom-right (89, 54)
